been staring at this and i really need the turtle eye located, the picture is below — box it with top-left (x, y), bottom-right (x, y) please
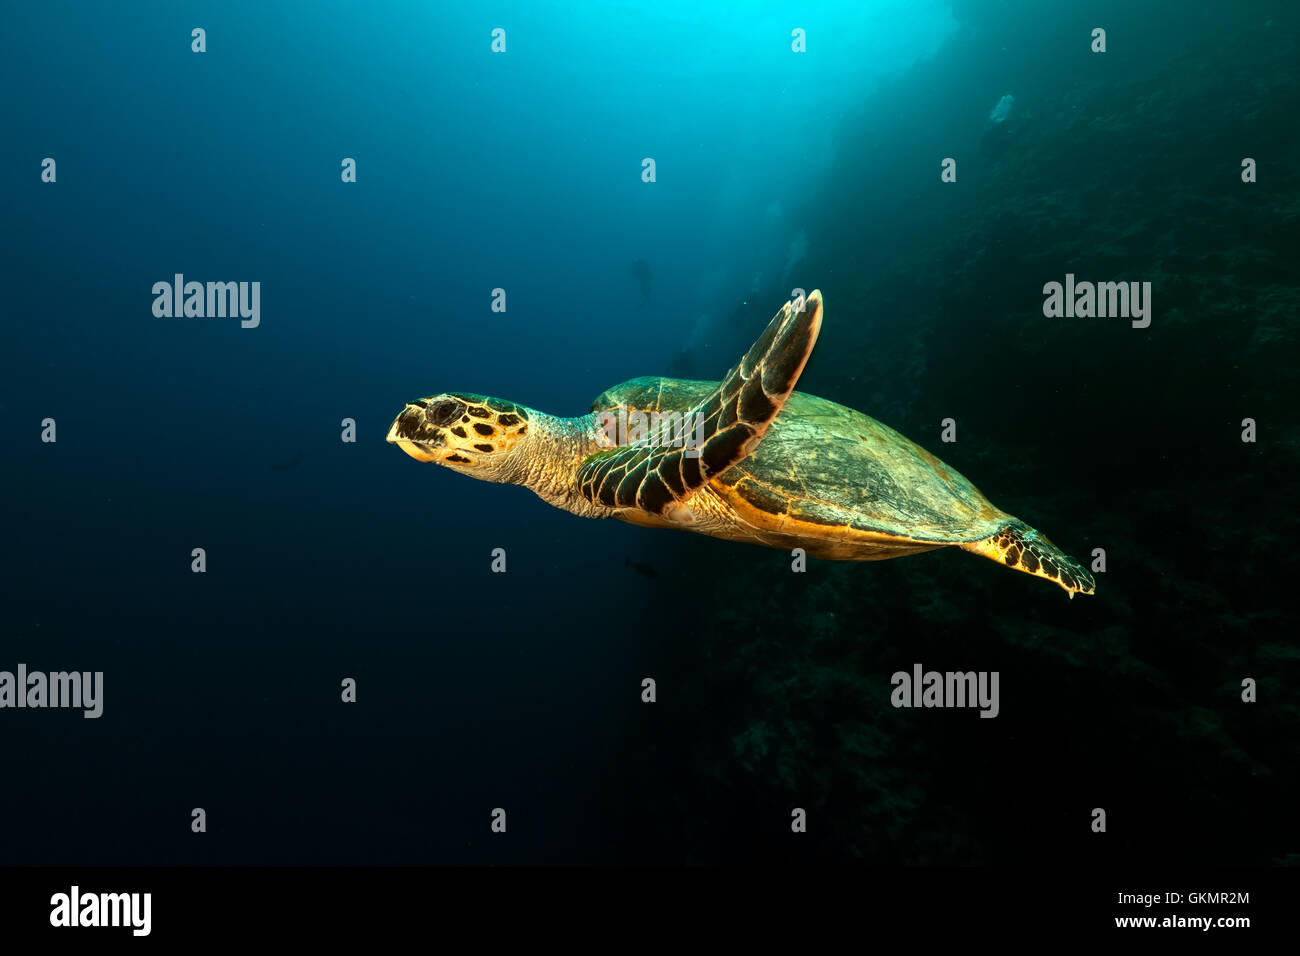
top-left (428, 399), bottom-right (465, 427)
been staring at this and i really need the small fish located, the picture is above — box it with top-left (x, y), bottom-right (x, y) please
top-left (625, 556), bottom-right (659, 578)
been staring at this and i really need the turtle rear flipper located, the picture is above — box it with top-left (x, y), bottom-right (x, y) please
top-left (962, 520), bottom-right (1095, 597)
top-left (578, 290), bottom-right (823, 517)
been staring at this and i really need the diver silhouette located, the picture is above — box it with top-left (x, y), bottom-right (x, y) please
top-left (629, 259), bottom-right (652, 308)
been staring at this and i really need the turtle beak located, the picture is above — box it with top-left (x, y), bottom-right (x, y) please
top-left (387, 404), bottom-right (445, 462)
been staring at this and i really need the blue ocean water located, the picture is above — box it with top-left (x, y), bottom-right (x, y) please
top-left (2, 1), bottom-right (1296, 866)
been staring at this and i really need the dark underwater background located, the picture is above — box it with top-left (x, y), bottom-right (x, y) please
top-left (1, 0), bottom-right (1296, 866)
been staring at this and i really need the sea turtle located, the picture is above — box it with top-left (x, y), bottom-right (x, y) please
top-left (386, 290), bottom-right (1095, 596)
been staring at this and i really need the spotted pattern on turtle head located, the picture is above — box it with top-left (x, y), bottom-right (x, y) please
top-left (387, 394), bottom-right (530, 469)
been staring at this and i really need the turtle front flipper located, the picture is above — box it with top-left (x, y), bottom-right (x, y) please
top-left (578, 290), bottom-right (823, 518)
top-left (962, 520), bottom-right (1096, 598)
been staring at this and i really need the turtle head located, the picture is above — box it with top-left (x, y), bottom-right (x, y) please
top-left (386, 393), bottom-right (532, 482)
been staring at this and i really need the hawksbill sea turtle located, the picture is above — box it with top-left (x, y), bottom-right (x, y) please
top-left (386, 290), bottom-right (1095, 597)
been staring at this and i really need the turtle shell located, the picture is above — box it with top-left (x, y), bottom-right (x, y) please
top-left (591, 376), bottom-right (1012, 553)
